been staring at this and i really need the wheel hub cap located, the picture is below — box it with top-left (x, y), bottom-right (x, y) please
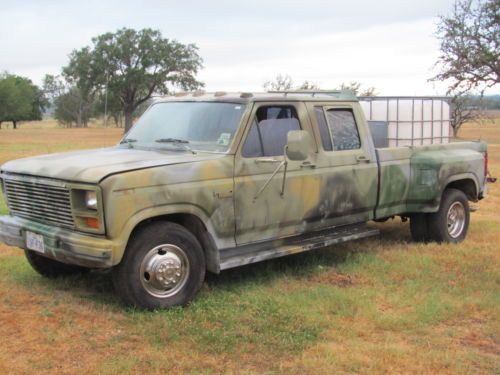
top-left (140, 244), bottom-right (190, 298)
top-left (447, 201), bottom-right (466, 238)
top-left (154, 256), bottom-right (182, 287)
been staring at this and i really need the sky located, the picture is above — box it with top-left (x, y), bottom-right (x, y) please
top-left (1, 0), bottom-right (496, 96)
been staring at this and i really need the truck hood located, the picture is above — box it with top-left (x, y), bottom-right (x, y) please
top-left (0, 147), bottom-right (225, 184)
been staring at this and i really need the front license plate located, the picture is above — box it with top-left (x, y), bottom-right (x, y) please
top-left (26, 231), bottom-right (45, 253)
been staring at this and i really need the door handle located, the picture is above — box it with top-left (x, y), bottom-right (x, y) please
top-left (300, 161), bottom-right (316, 168)
top-left (356, 155), bottom-right (370, 163)
top-left (254, 158), bottom-right (281, 164)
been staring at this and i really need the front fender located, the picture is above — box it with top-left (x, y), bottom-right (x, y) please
top-left (111, 203), bottom-right (235, 265)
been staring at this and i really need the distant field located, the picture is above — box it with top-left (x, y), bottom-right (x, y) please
top-left (0, 118), bottom-right (119, 130)
top-left (459, 118), bottom-right (500, 146)
top-left (0, 120), bottom-right (498, 374)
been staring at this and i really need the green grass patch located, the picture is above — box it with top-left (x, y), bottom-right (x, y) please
top-left (0, 232), bottom-right (499, 374)
top-left (0, 121), bottom-right (498, 373)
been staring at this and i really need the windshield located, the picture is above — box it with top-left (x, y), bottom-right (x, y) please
top-left (122, 102), bottom-right (247, 152)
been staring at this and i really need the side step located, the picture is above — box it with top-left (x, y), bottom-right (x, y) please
top-left (219, 224), bottom-right (379, 271)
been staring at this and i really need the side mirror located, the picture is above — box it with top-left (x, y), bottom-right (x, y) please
top-left (285, 130), bottom-right (311, 161)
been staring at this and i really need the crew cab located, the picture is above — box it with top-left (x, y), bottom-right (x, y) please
top-left (0, 91), bottom-right (492, 309)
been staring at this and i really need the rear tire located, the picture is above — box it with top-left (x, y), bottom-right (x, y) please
top-left (25, 250), bottom-right (90, 278)
top-left (428, 188), bottom-right (470, 243)
top-left (112, 221), bottom-right (205, 310)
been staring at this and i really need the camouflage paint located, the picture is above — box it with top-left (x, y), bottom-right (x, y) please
top-left (0, 92), bottom-right (490, 272)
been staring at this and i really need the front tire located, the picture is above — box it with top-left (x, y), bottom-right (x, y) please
top-left (25, 250), bottom-right (90, 278)
top-left (428, 188), bottom-right (470, 243)
top-left (112, 221), bottom-right (205, 310)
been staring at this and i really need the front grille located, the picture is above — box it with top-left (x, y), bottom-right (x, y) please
top-left (3, 177), bottom-right (75, 229)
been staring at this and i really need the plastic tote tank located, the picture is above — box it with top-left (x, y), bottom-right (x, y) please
top-left (358, 96), bottom-right (451, 147)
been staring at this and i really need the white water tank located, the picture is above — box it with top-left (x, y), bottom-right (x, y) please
top-left (358, 96), bottom-right (451, 148)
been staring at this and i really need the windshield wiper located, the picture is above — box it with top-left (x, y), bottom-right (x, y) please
top-left (155, 138), bottom-right (189, 143)
top-left (120, 138), bottom-right (137, 144)
top-left (155, 138), bottom-right (196, 154)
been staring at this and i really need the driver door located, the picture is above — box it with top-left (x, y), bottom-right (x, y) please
top-left (233, 102), bottom-right (320, 245)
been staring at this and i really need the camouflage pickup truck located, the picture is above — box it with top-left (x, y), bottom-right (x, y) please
top-left (0, 91), bottom-right (492, 309)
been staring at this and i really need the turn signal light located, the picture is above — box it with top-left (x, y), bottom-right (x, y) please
top-left (85, 217), bottom-right (100, 229)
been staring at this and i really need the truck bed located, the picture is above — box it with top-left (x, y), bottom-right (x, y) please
top-left (374, 141), bottom-right (487, 219)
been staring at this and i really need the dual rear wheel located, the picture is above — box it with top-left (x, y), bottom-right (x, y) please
top-left (410, 188), bottom-right (470, 243)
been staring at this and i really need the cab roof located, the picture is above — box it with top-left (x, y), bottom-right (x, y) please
top-left (155, 90), bottom-right (358, 104)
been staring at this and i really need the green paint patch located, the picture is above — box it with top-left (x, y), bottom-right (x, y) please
top-left (0, 192), bottom-right (7, 215)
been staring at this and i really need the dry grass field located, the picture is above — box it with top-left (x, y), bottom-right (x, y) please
top-left (0, 120), bottom-right (498, 374)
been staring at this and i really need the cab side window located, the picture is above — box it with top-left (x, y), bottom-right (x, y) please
top-left (315, 107), bottom-right (361, 151)
top-left (242, 106), bottom-right (301, 157)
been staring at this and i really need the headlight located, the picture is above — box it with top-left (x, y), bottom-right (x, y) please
top-left (85, 191), bottom-right (98, 210)
top-left (70, 187), bottom-right (104, 233)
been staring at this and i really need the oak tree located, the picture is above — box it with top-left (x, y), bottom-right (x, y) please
top-left (433, 0), bottom-right (499, 93)
top-left (0, 73), bottom-right (45, 129)
top-left (65, 28), bottom-right (204, 132)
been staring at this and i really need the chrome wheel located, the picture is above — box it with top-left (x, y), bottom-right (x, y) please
top-left (447, 201), bottom-right (466, 238)
top-left (140, 244), bottom-right (190, 298)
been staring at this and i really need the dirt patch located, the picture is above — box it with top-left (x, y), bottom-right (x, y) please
top-left (308, 271), bottom-right (368, 287)
top-left (0, 243), bottom-right (21, 258)
top-left (460, 331), bottom-right (500, 356)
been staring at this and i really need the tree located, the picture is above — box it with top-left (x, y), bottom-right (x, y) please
top-left (433, 0), bottom-right (499, 93)
top-left (263, 74), bottom-right (294, 91)
top-left (65, 28), bottom-right (204, 132)
top-left (0, 73), bottom-right (46, 129)
top-left (263, 74), bottom-right (320, 91)
top-left (52, 88), bottom-right (95, 128)
top-left (263, 75), bottom-right (377, 96)
top-left (61, 48), bottom-right (99, 128)
top-left (339, 81), bottom-right (377, 96)
top-left (297, 80), bottom-right (321, 90)
top-left (449, 93), bottom-right (489, 136)
top-left (94, 90), bottom-right (124, 127)
top-left (43, 74), bottom-right (94, 128)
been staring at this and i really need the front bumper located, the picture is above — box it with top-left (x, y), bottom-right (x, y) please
top-left (0, 215), bottom-right (114, 268)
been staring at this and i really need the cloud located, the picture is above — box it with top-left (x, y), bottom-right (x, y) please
top-left (1, 0), bottom-right (492, 95)
top-left (197, 18), bottom-right (446, 95)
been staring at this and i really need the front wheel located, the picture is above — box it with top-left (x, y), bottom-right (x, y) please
top-left (25, 250), bottom-right (90, 278)
top-left (428, 188), bottom-right (470, 243)
top-left (112, 221), bottom-right (205, 309)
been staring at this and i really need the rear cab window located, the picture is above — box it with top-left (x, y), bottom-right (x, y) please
top-left (314, 107), bottom-right (361, 151)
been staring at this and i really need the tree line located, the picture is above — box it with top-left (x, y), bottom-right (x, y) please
top-left (262, 74), bottom-right (377, 96)
top-left (1, 28), bottom-right (203, 132)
